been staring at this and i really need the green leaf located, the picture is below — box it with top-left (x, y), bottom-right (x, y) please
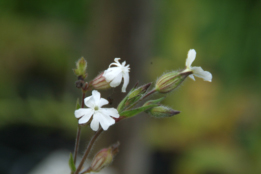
top-left (76, 98), bottom-right (81, 109)
top-left (117, 88), bottom-right (135, 113)
top-left (68, 153), bottom-right (76, 172)
top-left (120, 104), bottom-right (158, 117)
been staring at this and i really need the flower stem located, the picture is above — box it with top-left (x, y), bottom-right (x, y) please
top-left (73, 126), bottom-right (81, 164)
top-left (79, 167), bottom-right (92, 174)
top-left (74, 129), bottom-right (103, 174)
top-left (81, 92), bottom-right (86, 108)
top-left (73, 92), bottom-right (86, 164)
top-left (142, 89), bottom-right (156, 100)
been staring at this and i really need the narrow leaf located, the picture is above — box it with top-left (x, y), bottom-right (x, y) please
top-left (117, 88), bottom-right (135, 113)
top-left (68, 153), bottom-right (76, 172)
top-left (76, 98), bottom-right (81, 109)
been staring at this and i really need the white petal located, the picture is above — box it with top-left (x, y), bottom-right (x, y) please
top-left (121, 72), bottom-right (129, 93)
top-left (101, 108), bottom-right (119, 118)
top-left (103, 67), bottom-right (122, 82)
top-left (99, 98), bottom-right (109, 107)
top-left (84, 96), bottom-right (95, 108)
top-left (92, 90), bottom-right (101, 105)
top-left (191, 66), bottom-right (212, 82)
top-left (114, 58), bottom-right (121, 64)
top-left (98, 113), bottom-right (114, 131)
top-left (75, 108), bottom-right (92, 118)
top-left (188, 74), bottom-right (196, 81)
top-left (110, 72), bottom-right (123, 87)
top-left (90, 113), bottom-right (100, 131)
top-left (78, 110), bottom-right (94, 124)
top-left (186, 49), bottom-right (196, 68)
top-left (85, 96), bottom-right (95, 108)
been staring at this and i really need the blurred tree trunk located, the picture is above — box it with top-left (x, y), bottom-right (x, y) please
top-left (84, 0), bottom-right (155, 173)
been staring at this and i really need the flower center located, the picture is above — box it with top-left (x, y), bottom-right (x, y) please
top-left (94, 106), bottom-right (99, 111)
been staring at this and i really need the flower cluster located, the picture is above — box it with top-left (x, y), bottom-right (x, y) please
top-left (71, 50), bottom-right (212, 174)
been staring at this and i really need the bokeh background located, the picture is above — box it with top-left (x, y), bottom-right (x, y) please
top-left (0, 0), bottom-right (261, 174)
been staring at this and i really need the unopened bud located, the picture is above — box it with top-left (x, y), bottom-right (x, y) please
top-left (73, 57), bottom-right (88, 79)
top-left (125, 83), bottom-right (151, 106)
top-left (128, 83), bottom-right (151, 98)
top-left (90, 142), bottom-right (120, 172)
top-left (155, 71), bottom-right (191, 93)
top-left (89, 72), bottom-right (111, 90)
top-left (147, 105), bottom-right (180, 118)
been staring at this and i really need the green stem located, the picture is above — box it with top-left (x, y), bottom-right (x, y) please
top-left (73, 126), bottom-right (81, 164)
top-left (73, 92), bottom-right (86, 164)
top-left (74, 129), bottom-right (103, 174)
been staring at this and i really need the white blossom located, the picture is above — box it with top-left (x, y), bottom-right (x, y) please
top-left (103, 58), bottom-right (130, 92)
top-left (184, 49), bottom-right (212, 82)
top-left (74, 90), bottom-right (119, 131)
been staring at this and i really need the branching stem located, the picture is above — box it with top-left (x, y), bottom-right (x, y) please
top-left (74, 128), bottom-right (103, 174)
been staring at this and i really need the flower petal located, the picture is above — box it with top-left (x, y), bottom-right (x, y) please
top-left (98, 113), bottom-right (114, 131)
top-left (78, 109), bottom-right (94, 124)
top-left (84, 96), bottom-right (95, 108)
top-left (90, 113), bottom-right (101, 131)
top-left (85, 96), bottom-right (95, 108)
top-left (101, 108), bottom-right (119, 118)
top-left (99, 98), bottom-right (109, 107)
top-left (191, 66), bottom-right (212, 82)
top-left (110, 72), bottom-right (122, 87)
top-left (188, 74), bottom-right (196, 81)
top-left (103, 67), bottom-right (122, 82)
top-left (121, 72), bottom-right (129, 93)
top-left (75, 108), bottom-right (92, 118)
top-left (92, 90), bottom-right (101, 105)
top-left (186, 49), bottom-right (196, 68)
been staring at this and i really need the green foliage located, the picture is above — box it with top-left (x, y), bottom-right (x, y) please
top-left (68, 153), bottom-right (76, 173)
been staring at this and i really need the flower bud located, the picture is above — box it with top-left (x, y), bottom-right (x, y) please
top-left (125, 83), bottom-right (151, 107)
top-left (89, 72), bottom-right (111, 90)
top-left (146, 105), bottom-right (180, 118)
top-left (90, 142), bottom-right (120, 172)
top-left (73, 57), bottom-right (88, 79)
top-left (155, 71), bottom-right (192, 93)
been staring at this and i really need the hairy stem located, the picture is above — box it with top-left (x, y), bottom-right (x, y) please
top-left (74, 129), bottom-right (103, 174)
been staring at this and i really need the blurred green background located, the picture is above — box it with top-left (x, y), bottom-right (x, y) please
top-left (0, 0), bottom-right (261, 174)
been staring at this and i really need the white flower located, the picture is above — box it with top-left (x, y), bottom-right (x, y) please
top-left (103, 58), bottom-right (130, 92)
top-left (184, 49), bottom-right (212, 82)
top-left (74, 90), bottom-right (119, 131)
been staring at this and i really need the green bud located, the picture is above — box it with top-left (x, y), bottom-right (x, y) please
top-left (89, 72), bottom-right (111, 90)
top-left (73, 57), bottom-right (88, 79)
top-left (155, 71), bottom-right (192, 93)
top-left (90, 142), bottom-right (120, 172)
top-left (125, 83), bottom-right (151, 107)
top-left (147, 105), bottom-right (180, 118)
